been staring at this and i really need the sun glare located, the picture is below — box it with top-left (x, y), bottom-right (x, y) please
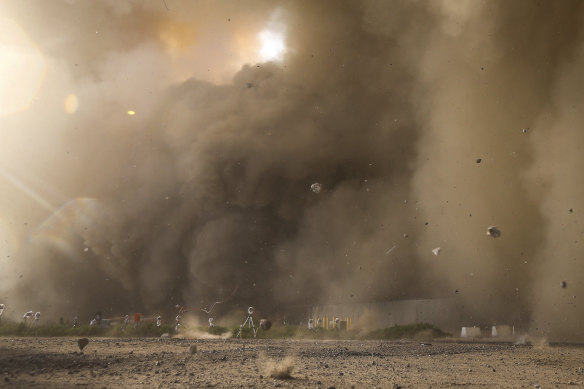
top-left (259, 29), bottom-right (286, 62)
top-left (0, 18), bottom-right (46, 117)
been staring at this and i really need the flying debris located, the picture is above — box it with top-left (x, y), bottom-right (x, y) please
top-left (385, 245), bottom-right (396, 255)
top-left (561, 281), bottom-right (568, 288)
top-left (522, 128), bottom-right (528, 133)
top-left (174, 305), bottom-right (186, 331)
top-left (94, 312), bottom-right (102, 326)
top-left (201, 301), bottom-right (223, 315)
top-left (201, 301), bottom-right (222, 328)
top-left (133, 312), bottom-right (141, 328)
top-left (476, 158), bottom-right (482, 163)
top-left (77, 338), bottom-right (89, 351)
top-left (310, 182), bottom-right (322, 193)
top-left (432, 247), bottom-right (441, 256)
top-left (260, 318), bottom-right (272, 330)
top-left (486, 226), bottom-right (501, 238)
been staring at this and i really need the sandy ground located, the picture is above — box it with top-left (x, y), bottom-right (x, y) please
top-left (0, 337), bottom-right (583, 388)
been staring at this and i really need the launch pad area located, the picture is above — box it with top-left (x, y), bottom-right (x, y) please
top-left (1, 337), bottom-right (582, 388)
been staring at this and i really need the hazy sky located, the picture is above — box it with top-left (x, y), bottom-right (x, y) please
top-left (0, 0), bottom-right (583, 340)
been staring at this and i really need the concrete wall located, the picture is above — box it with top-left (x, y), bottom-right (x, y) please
top-left (310, 298), bottom-right (462, 332)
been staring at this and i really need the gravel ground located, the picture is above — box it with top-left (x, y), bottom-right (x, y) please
top-left (1, 337), bottom-right (583, 388)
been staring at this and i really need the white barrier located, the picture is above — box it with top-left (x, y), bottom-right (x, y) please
top-left (461, 326), bottom-right (481, 338)
top-left (491, 325), bottom-right (513, 338)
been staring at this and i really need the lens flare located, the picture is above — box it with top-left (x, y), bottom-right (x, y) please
top-left (31, 198), bottom-right (105, 258)
top-left (64, 94), bottom-right (78, 114)
top-left (0, 170), bottom-right (55, 214)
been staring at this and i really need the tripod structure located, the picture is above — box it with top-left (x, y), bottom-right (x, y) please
top-left (236, 306), bottom-right (258, 338)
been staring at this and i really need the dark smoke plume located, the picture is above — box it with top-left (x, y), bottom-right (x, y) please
top-left (0, 0), bottom-right (583, 340)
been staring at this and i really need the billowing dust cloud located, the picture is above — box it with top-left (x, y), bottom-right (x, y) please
top-left (0, 0), bottom-right (583, 340)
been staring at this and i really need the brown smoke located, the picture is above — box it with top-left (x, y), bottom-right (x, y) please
top-left (0, 0), bottom-right (583, 340)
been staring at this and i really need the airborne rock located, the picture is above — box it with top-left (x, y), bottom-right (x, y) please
top-left (77, 338), bottom-right (89, 351)
top-left (260, 319), bottom-right (272, 330)
top-left (486, 226), bottom-right (501, 238)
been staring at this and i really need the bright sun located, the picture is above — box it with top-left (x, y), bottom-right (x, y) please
top-left (0, 18), bottom-right (46, 117)
top-left (259, 29), bottom-right (286, 62)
